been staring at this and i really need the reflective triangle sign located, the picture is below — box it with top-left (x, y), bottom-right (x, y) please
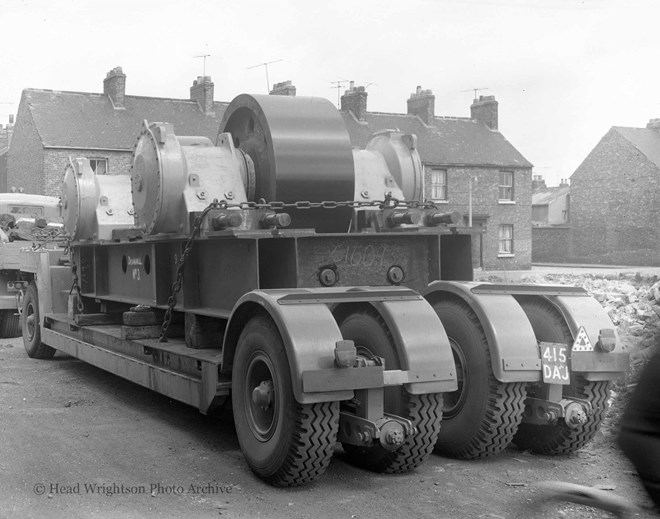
top-left (572, 326), bottom-right (593, 352)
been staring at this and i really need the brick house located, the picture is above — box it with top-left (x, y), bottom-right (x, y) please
top-left (7, 67), bottom-right (226, 196)
top-left (340, 84), bottom-right (534, 270)
top-left (569, 120), bottom-right (660, 266)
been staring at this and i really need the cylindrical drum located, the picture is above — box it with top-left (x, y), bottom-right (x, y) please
top-left (220, 94), bottom-right (355, 233)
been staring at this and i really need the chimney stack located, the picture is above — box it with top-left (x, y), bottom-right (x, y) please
top-left (190, 76), bottom-right (215, 115)
top-left (340, 82), bottom-right (368, 122)
top-left (471, 95), bottom-right (498, 130)
top-left (559, 178), bottom-right (570, 187)
top-left (103, 67), bottom-right (126, 109)
top-left (407, 86), bottom-right (435, 125)
top-left (270, 80), bottom-right (296, 96)
top-left (647, 118), bottom-right (660, 131)
top-left (532, 174), bottom-right (547, 190)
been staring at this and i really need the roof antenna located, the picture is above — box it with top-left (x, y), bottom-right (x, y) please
top-left (247, 59), bottom-right (283, 93)
top-left (330, 80), bottom-right (349, 108)
top-left (194, 54), bottom-right (211, 77)
top-left (461, 87), bottom-right (489, 100)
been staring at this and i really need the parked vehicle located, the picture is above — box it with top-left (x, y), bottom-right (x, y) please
top-left (16, 94), bottom-right (627, 486)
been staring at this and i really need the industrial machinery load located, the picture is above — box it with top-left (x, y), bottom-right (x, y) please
top-left (15, 93), bottom-right (628, 486)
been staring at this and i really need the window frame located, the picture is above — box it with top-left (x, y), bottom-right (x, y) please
top-left (88, 157), bottom-right (109, 175)
top-left (430, 168), bottom-right (448, 201)
top-left (498, 170), bottom-right (514, 202)
top-left (498, 224), bottom-right (514, 256)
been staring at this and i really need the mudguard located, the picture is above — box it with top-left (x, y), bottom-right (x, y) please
top-left (424, 281), bottom-right (542, 383)
top-left (424, 281), bottom-right (628, 384)
top-left (548, 295), bottom-right (628, 380)
top-left (222, 287), bottom-right (456, 404)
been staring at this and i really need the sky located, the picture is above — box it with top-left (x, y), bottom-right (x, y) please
top-left (2, 0), bottom-right (659, 187)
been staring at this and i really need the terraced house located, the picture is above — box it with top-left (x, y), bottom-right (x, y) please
top-left (6, 69), bottom-right (534, 270)
top-left (340, 84), bottom-right (533, 270)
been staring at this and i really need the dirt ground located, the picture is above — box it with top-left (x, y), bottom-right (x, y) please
top-left (2, 268), bottom-right (660, 518)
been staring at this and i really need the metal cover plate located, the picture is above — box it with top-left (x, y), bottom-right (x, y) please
top-left (540, 341), bottom-right (570, 385)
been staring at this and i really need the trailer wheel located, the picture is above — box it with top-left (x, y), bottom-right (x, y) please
top-left (22, 282), bottom-right (55, 359)
top-left (232, 314), bottom-right (339, 486)
top-left (0, 309), bottom-right (21, 338)
top-left (513, 297), bottom-right (611, 455)
top-left (338, 307), bottom-right (443, 473)
top-left (431, 299), bottom-right (526, 459)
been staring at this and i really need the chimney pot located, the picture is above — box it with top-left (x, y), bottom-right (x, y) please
top-left (647, 118), bottom-right (660, 131)
top-left (407, 85), bottom-right (435, 125)
top-left (471, 95), bottom-right (498, 130)
top-left (270, 80), bottom-right (297, 96)
top-left (103, 66), bottom-right (127, 109)
top-left (190, 76), bottom-right (215, 115)
top-left (341, 83), bottom-right (368, 122)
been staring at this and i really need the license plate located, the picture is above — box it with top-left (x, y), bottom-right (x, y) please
top-left (540, 342), bottom-right (570, 385)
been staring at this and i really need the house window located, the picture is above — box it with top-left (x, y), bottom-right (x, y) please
top-left (499, 170), bottom-right (514, 201)
top-left (89, 158), bottom-right (108, 175)
top-left (498, 224), bottom-right (514, 254)
top-left (430, 168), bottom-right (447, 200)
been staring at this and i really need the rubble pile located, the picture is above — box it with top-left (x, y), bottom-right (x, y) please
top-left (519, 273), bottom-right (660, 367)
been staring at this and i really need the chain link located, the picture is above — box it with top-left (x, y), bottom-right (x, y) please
top-left (211, 195), bottom-right (439, 212)
top-left (159, 201), bottom-right (223, 342)
top-left (67, 242), bottom-right (85, 314)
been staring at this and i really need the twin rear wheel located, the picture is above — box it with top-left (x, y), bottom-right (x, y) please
top-left (431, 299), bottom-right (526, 459)
top-left (231, 308), bottom-right (444, 486)
top-left (337, 307), bottom-right (443, 473)
top-left (430, 296), bottom-right (610, 459)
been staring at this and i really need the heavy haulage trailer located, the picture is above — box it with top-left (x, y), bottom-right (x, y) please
top-left (17, 94), bottom-right (628, 486)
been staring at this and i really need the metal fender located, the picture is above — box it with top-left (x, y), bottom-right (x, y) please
top-left (424, 281), bottom-right (542, 383)
top-left (222, 287), bottom-right (457, 404)
top-left (222, 289), bottom-right (350, 404)
top-left (372, 298), bottom-right (457, 394)
top-left (550, 295), bottom-right (629, 380)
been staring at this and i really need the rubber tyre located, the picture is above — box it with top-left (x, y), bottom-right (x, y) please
top-left (0, 309), bottom-right (21, 338)
top-left (22, 282), bottom-right (55, 359)
top-left (513, 296), bottom-right (611, 455)
top-left (338, 307), bottom-right (443, 473)
top-left (431, 298), bottom-right (526, 459)
top-left (232, 314), bottom-right (339, 486)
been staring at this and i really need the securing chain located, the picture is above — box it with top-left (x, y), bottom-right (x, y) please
top-left (159, 200), bottom-right (223, 342)
top-left (67, 242), bottom-right (85, 314)
top-left (208, 193), bottom-right (440, 211)
top-left (158, 195), bottom-right (435, 342)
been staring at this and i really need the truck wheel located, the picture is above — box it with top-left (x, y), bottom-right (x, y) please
top-left (0, 309), bottom-right (21, 338)
top-left (232, 314), bottom-right (339, 486)
top-left (431, 299), bottom-right (526, 459)
top-left (513, 297), bottom-right (610, 455)
top-left (23, 282), bottom-right (55, 359)
top-left (338, 306), bottom-right (443, 473)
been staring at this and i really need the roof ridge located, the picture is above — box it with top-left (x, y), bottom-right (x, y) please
top-left (25, 88), bottom-right (228, 105)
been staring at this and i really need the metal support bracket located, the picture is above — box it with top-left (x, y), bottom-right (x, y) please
top-left (337, 411), bottom-right (415, 451)
top-left (522, 396), bottom-right (593, 428)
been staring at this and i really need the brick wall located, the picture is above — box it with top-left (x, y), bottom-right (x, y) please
top-left (42, 149), bottom-right (133, 196)
top-left (569, 129), bottom-right (660, 265)
top-left (532, 226), bottom-right (570, 262)
top-left (424, 164), bottom-right (532, 270)
top-left (7, 100), bottom-right (44, 194)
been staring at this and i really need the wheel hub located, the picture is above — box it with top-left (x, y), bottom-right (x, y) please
top-left (245, 353), bottom-right (278, 442)
top-left (252, 380), bottom-right (274, 409)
